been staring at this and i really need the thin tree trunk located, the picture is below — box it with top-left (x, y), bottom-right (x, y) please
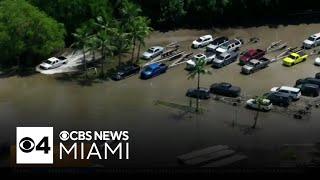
top-left (83, 48), bottom-right (88, 79)
top-left (252, 107), bottom-right (260, 129)
top-left (118, 54), bottom-right (121, 68)
top-left (101, 46), bottom-right (105, 77)
top-left (131, 38), bottom-right (136, 62)
top-left (136, 42), bottom-right (141, 62)
top-left (196, 72), bottom-right (200, 112)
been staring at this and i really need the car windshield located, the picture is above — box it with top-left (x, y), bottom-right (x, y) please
top-left (144, 67), bottom-right (153, 72)
top-left (147, 49), bottom-right (154, 53)
top-left (288, 55), bottom-right (297, 59)
top-left (216, 54), bottom-right (224, 60)
top-left (58, 56), bottom-right (66, 60)
top-left (196, 38), bottom-right (202, 42)
top-left (220, 45), bottom-right (228, 49)
top-left (308, 37), bottom-right (316, 41)
top-left (245, 51), bottom-right (255, 56)
top-left (248, 61), bottom-right (256, 66)
top-left (44, 60), bottom-right (53, 64)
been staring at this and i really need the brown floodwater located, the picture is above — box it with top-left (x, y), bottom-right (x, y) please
top-left (1, 24), bottom-right (320, 167)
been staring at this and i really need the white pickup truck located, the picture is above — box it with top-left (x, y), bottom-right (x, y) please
top-left (39, 56), bottom-right (68, 70)
top-left (186, 53), bottom-right (215, 70)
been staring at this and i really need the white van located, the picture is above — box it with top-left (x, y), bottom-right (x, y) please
top-left (303, 33), bottom-right (320, 49)
top-left (270, 86), bottom-right (301, 100)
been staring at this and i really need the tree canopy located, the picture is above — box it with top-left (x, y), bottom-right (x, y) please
top-left (0, 0), bottom-right (65, 67)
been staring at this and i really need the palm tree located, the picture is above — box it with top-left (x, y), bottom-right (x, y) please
top-left (252, 95), bottom-right (267, 129)
top-left (112, 24), bottom-right (131, 67)
top-left (135, 17), bottom-right (152, 62)
top-left (188, 58), bottom-right (211, 112)
top-left (119, 0), bottom-right (142, 24)
top-left (95, 16), bottom-right (116, 77)
top-left (95, 31), bottom-right (116, 77)
top-left (87, 36), bottom-right (99, 64)
top-left (72, 28), bottom-right (91, 79)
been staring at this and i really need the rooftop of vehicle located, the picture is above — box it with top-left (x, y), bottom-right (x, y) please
top-left (279, 86), bottom-right (301, 92)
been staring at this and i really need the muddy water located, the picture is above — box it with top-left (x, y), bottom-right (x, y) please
top-left (1, 24), bottom-right (320, 167)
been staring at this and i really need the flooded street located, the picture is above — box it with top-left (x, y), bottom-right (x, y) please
top-left (1, 24), bottom-right (320, 167)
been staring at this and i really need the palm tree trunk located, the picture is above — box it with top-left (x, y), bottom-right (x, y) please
top-left (252, 108), bottom-right (260, 129)
top-left (101, 46), bottom-right (105, 77)
top-left (83, 48), bottom-right (88, 79)
top-left (196, 72), bottom-right (200, 112)
top-left (131, 38), bottom-right (136, 62)
top-left (118, 54), bottom-right (121, 68)
top-left (136, 42), bottom-right (141, 63)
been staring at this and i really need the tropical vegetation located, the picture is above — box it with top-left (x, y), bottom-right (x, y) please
top-left (1, 0), bottom-right (319, 74)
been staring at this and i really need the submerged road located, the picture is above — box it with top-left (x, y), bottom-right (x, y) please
top-left (1, 24), bottom-right (320, 167)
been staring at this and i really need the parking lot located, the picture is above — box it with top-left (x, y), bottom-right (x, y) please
top-left (1, 23), bottom-right (320, 167)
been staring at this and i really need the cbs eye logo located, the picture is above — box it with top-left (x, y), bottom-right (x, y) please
top-left (19, 136), bottom-right (50, 154)
top-left (16, 127), bottom-right (53, 164)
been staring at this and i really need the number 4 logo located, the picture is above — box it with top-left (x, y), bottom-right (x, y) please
top-left (16, 127), bottom-right (53, 164)
top-left (36, 137), bottom-right (51, 154)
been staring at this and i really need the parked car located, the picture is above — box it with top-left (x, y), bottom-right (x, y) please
top-left (207, 41), bottom-right (228, 53)
top-left (39, 56), bottom-right (68, 70)
top-left (207, 37), bottom-right (228, 50)
top-left (296, 77), bottom-right (320, 87)
top-left (210, 82), bottom-right (241, 97)
top-left (270, 86), bottom-right (301, 100)
top-left (241, 58), bottom-right (270, 74)
top-left (315, 57), bottom-right (320, 66)
top-left (140, 63), bottom-right (168, 79)
top-left (316, 73), bottom-right (320, 79)
top-left (111, 64), bottom-right (140, 81)
top-left (142, 46), bottom-right (165, 60)
top-left (212, 51), bottom-right (239, 68)
top-left (186, 54), bottom-right (207, 70)
top-left (204, 51), bottom-right (217, 63)
top-left (186, 88), bottom-right (211, 99)
top-left (215, 39), bottom-right (242, 54)
top-left (265, 92), bottom-right (292, 107)
top-left (295, 83), bottom-right (320, 97)
top-left (246, 98), bottom-right (273, 111)
top-left (192, 35), bottom-right (213, 48)
top-left (303, 32), bottom-right (320, 49)
top-left (282, 51), bottom-right (308, 66)
top-left (239, 49), bottom-right (266, 65)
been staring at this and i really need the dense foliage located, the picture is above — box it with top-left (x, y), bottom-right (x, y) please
top-left (136, 0), bottom-right (320, 28)
top-left (0, 0), bottom-right (65, 67)
top-left (1, 0), bottom-right (320, 69)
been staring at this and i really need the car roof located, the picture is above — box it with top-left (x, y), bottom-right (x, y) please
top-left (279, 86), bottom-right (300, 92)
top-left (200, 35), bottom-right (212, 39)
top-left (149, 46), bottom-right (163, 50)
top-left (220, 82), bottom-right (231, 86)
top-left (189, 87), bottom-right (209, 91)
top-left (220, 52), bottom-right (231, 57)
top-left (290, 52), bottom-right (299, 56)
top-left (48, 57), bottom-right (59, 62)
top-left (214, 36), bottom-right (227, 41)
top-left (148, 63), bottom-right (160, 69)
top-left (195, 53), bottom-right (206, 58)
top-left (250, 59), bottom-right (260, 63)
top-left (311, 33), bottom-right (320, 38)
top-left (302, 83), bottom-right (319, 88)
top-left (228, 39), bottom-right (240, 44)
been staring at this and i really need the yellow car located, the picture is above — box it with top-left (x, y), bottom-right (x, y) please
top-left (283, 52), bottom-right (308, 66)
